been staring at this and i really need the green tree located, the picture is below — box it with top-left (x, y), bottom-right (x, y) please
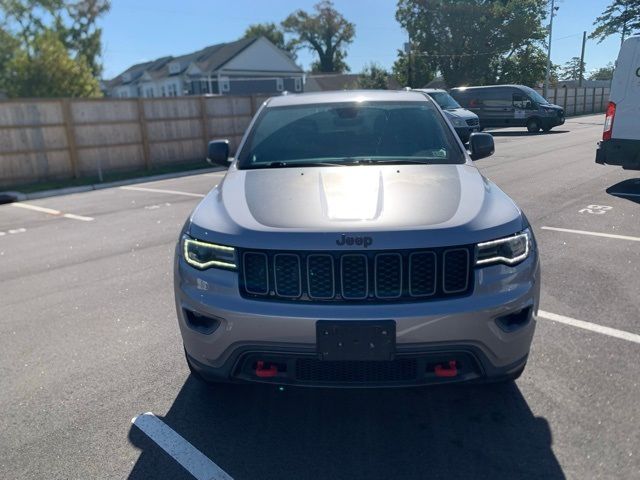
top-left (391, 47), bottom-right (437, 88)
top-left (357, 63), bottom-right (389, 89)
top-left (55, 0), bottom-right (111, 77)
top-left (243, 22), bottom-right (297, 58)
top-left (589, 62), bottom-right (615, 81)
top-left (0, 0), bottom-right (110, 82)
top-left (0, 27), bottom-right (19, 93)
top-left (590, 0), bottom-right (640, 44)
top-left (560, 56), bottom-right (586, 81)
top-left (282, 0), bottom-right (355, 73)
top-left (396, 0), bottom-right (548, 87)
top-left (5, 29), bottom-right (101, 97)
top-left (496, 45), bottom-right (548, 86)
top-left (0, 0), bottom-right (63, 54)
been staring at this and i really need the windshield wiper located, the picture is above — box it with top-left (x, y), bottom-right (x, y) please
top-left (262, 161), bottom-right (348, 168)
top-left (375, 159), bottom-right (438, 165)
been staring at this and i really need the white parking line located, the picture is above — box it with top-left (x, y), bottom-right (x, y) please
top-left (120, 186), bottom-right (206, 198)
top-left (12, 203), bottom-right (61, 215)
top-left (541, 226), bottom-right (640, 242)
top-left (132, 412), bottom-right (232, 480)
top-left (62, 213), bottom-right (94, 222)
top-left (11, 203), bottom-right (94, 221)
top-left (539, 310), bottom-right (640, 345)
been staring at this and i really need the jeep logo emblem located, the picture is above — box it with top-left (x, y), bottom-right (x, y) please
top-left (336, 234), bottom-right (373, 248)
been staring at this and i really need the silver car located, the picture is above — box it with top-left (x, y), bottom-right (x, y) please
top-left (174, 90), bottom-right (540, 388)
top-left (414, 88), bottom-right (480, 143)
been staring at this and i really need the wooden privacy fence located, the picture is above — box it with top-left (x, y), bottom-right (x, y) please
top-left (534, 86), bottom-right (611, 116)
top-left (0, 87), bottom-right (610, 189)
top-left (0, 95), bottom-right (268, 188)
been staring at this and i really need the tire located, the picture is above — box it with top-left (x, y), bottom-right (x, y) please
top-left (541, 126), bottom-right (552, 132)
top-left (526, 118), bottom-right (541, 133)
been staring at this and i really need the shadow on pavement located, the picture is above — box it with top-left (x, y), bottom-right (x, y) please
top-left (489, 130), bottom-right (569, 137)
top-left (607, 178), bottom-right (640, 204)
top-left (128, 376), bottom-right (564, 480)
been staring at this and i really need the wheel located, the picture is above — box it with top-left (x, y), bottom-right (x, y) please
top-left (526, 118), bottom-right (541, 133)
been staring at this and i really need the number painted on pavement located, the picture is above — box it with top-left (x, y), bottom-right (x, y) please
top-left (578, 205), bottom-right (612, 215)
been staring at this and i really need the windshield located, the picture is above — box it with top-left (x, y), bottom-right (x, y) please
top-left (522, 86), bottom-right (550, 105)
top-left (237, 101), bottom-right (464, 169)
top-left (428, 91), bottom-right (462, 110)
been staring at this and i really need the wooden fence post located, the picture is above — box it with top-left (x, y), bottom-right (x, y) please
top-left (137, 98), bottom-right (151, 170)
top-left (592, 88), bottom-right (596, 113)
top-left (199, 95), bottom-right (209, 153)
top-left (563, 87), bottom-right (568, 113)
top-left (600, 87), bottom-right (605, 111)
top-left (61, 98), bottom-right (79, 179)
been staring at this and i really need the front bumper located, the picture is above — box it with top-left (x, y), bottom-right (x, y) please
top-left (175, 253), bottom-right (540, 387)
top-left (454, 126), bottom-right (480, 143)
top-left (541, 113), bottom-right (565, 129)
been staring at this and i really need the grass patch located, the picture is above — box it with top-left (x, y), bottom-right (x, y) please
top-left (8, 162), bottom-right (214, 194)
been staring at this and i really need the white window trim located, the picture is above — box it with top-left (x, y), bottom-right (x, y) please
top-left (294, 77), bottom-right (302, 92)
top-left (220, 76), bottom-right (230, 93)
top-left (276, 77), bottom-right (284, 92)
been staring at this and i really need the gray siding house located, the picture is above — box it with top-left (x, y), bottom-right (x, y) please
top-left (106, 36), bottom-right (303, 98)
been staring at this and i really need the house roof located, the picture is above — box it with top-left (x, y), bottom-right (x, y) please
top-left (107, 37), bottom-right (268, 88)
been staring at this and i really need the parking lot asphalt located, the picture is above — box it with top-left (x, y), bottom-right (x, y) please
top-left (1, 114), bottom-right (638, 479)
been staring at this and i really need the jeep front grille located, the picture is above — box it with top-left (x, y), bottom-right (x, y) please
top-left (238, 247), bottom-right (473, 303)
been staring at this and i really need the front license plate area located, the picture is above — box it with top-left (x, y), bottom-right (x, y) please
top-left (316, 320), bottom-right (396, 361)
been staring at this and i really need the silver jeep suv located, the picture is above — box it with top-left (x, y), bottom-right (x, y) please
top-left (174, 90), bottom-right (540, 387)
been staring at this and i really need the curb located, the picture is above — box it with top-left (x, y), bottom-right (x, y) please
top-left (1, 167), bottom-right (226, 203)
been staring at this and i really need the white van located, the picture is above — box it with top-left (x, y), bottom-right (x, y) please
top-left (596, 36), bottom-right (640, 170)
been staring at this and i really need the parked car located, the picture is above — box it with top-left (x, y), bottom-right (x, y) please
top-left (596, 36), bottom-right (640, 170)
top-left (450, 84), bottom-right (565, 133)
top-left (414, 88), bottom-right (480, 142)
top-left (175, 90), bottom-right (539, 388)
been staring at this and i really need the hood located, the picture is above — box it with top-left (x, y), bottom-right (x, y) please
top-left (444, 108), bottom-right (478, 120)
top-left (189, 164), bottom-right (525, 249)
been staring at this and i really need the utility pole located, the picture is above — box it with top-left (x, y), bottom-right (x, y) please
top-left (544, 0), bottom-right (558, 97)
top-left (578, 31), bottom-right (586, 87)
top-left (404, 41), bottom-right (412, 88)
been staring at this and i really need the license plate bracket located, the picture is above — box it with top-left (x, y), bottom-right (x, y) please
top-left (316, 320), bottom-right (396, 361)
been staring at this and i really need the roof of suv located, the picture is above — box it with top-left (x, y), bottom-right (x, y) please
top-left (413, 88), bottom-right (446, 94)
top-left (266, 89), bottom-right (431, 107)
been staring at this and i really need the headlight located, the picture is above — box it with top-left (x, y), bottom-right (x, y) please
top-left (183, 236), bottom-right (236, 270)
top-left (450, 117), bottom-right (466, 127)
top-left (475, 229), bottom-right (531, 267)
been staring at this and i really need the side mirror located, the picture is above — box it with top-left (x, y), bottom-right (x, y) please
top-left (468, 132), bottom-right (494, 160)
top-left (207, 139), bottom-right (230, 166)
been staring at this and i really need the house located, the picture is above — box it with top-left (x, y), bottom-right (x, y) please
top-left (106, 36), bottom-right (304, 98)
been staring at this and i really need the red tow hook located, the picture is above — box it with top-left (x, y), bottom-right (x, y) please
top-left (434, 360), bottom-right (458, 378)
top-left (255, 361), bottom-right (278, 378)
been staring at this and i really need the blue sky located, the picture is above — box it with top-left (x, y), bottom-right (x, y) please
top-left (101, 0), bottom-right (622, 79)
